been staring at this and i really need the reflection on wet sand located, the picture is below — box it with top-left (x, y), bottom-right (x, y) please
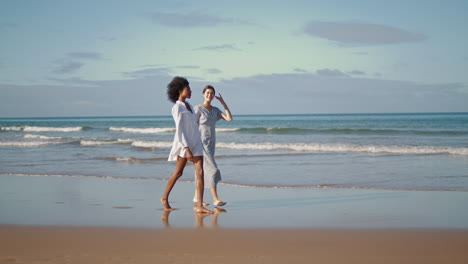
top-left (160, 210), bottom-right (172, 228)
top-left (194, 207), bottom-right (227, 228)
top-left (160, 208), bottom-right (227, 228)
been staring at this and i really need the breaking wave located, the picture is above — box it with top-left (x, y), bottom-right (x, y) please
top-left (2, 136), bottom-right (467, 156)
top-left (1, 126), bottom-right (84, 132)
top-left (79, 139), bottom-right (133, 146)
top-left (79, 139), bottom-right (172, 148)
top-left (0, 141), bottom-right (69, 147)
top-left (109, 127), bottom-right (175, 134)
top-left (96, 157), bottom-right (167, 163)
top-left (214, 127), bottom-right (468, 135)
top-left (216, 142), bottom-right (468, 156)
top-left (109, 127), bottom-right (243, 134)
top-left (24, 134), bottom-right (59, 140)
top-left (130, 141), bottom-right (172, 148)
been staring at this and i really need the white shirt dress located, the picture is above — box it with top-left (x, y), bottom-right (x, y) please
top-left (168, 101), bottom-right (204, 161)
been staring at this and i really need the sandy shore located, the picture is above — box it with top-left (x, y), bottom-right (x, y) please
top-left (1, 175), bottom-right (468, 263)
top-left (2, 226), bottom-right (468, 264)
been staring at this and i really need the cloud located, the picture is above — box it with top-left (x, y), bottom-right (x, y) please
top-left (303, 21), bottom-right (427, 46)
top-left (0, 74), bottom-right (175, 117)
top-left (219, 73), bottom-right (467, 114)
top-left (121, 65), bottom-right (200, 78)
top-left (175, 65), bottom-right (200, 69)
top-left (48, 77), bottom-right (101, 87)
top-left (149, 11), bottom-right (233, 27)
top-left (316, 69), bottom-right (348, 77)
top-left (2, 70), bottom-right (467, 117)
top-left (67, 52), bottom-right (104, 60)
top-left (193, 44), bottom-right (241, 52)
top-left (206, 68), bottom-right (222, 74)
top-left (294, 68), bottom-right (308, 73)
top-left (122, 67), bottom-right (172, 78)
top-left (52, 60), bottom-right (84, 74)
top-left (347, 70), bottom-right (366, 76)
top-left (51, 52), bottom-right (105, 74)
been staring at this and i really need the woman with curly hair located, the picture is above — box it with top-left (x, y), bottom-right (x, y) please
top-left (161, 76), bottom-right (212, 214)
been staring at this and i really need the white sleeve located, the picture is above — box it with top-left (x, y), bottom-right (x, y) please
top-left (172, 105), bottom-right (189, 149)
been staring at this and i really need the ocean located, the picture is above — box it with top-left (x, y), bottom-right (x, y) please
top-left (1, 113), bottom-right (467, 191)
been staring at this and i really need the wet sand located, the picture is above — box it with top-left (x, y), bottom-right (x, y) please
top-left (1, 175), bottom-right (467, 229)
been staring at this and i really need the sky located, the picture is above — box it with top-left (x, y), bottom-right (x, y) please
top-left (1, 0), bottom-right (468, 117)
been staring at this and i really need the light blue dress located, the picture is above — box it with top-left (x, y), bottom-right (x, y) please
top-left (195, 105), bottom-right (223, 188)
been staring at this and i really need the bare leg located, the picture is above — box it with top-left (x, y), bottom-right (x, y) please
top-left (160, 157), bottom-right (187, 211)
top-left (192, 156), bottom-right (213, 214)
top-left (193, 179), bottom-right (209, 206)
top-left (211, 186), bottom-right (227, 206)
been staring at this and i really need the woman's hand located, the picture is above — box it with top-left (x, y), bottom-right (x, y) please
top-left (215, 93), bottom-right (226, 104)
top-left (216, 93), bottom-right (233, 121)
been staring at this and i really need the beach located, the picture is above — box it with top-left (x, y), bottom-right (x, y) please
top-left (1, 113), bottom-right (468, 262)
top-left (1, 175), bottom-right (468, 263)
top-left (3, 0), bottom-right (468, 260)
top-left (2, 227), bottom-right (468, 264)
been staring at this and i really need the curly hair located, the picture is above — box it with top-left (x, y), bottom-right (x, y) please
top-left (167, 76), bottom-right (189, 103)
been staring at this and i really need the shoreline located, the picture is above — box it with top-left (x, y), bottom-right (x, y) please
top-left (2, 111), bottom-right (467, 119)
top-left (2, 173), bottom-right (467, 193)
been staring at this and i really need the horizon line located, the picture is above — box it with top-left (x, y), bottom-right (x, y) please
top-left (1, 111), bottom-right (467, 119)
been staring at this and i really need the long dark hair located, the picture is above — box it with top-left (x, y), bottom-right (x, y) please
top-left (167, 76), bottom-right (189, 103)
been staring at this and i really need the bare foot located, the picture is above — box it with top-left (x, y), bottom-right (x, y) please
top-left (214, 200), bottom-right (227, 206)
top-left (160, 197), bottom-right (174, 211)
top-left (193, 205), bottom-right (214, 214)
top-left (193, 199), bottom-right (209, 206)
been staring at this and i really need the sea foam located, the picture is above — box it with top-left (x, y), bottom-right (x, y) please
top-left (0, 141), bottom-right (67, 147)
top-left (216, 142), bottom-right (468, 156)
top-left (24, 134), bottom-right (63, 140)
top-left (1, 126), bottom-right (83, 132)
top-left (216, 128), bottom-right (242, 132)
top-left (131, 141), bottom-right (173, 148)
top-left (109, 127), bottom-right (175, 134)
top-left (80, 139), bottom-right (132, 146)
